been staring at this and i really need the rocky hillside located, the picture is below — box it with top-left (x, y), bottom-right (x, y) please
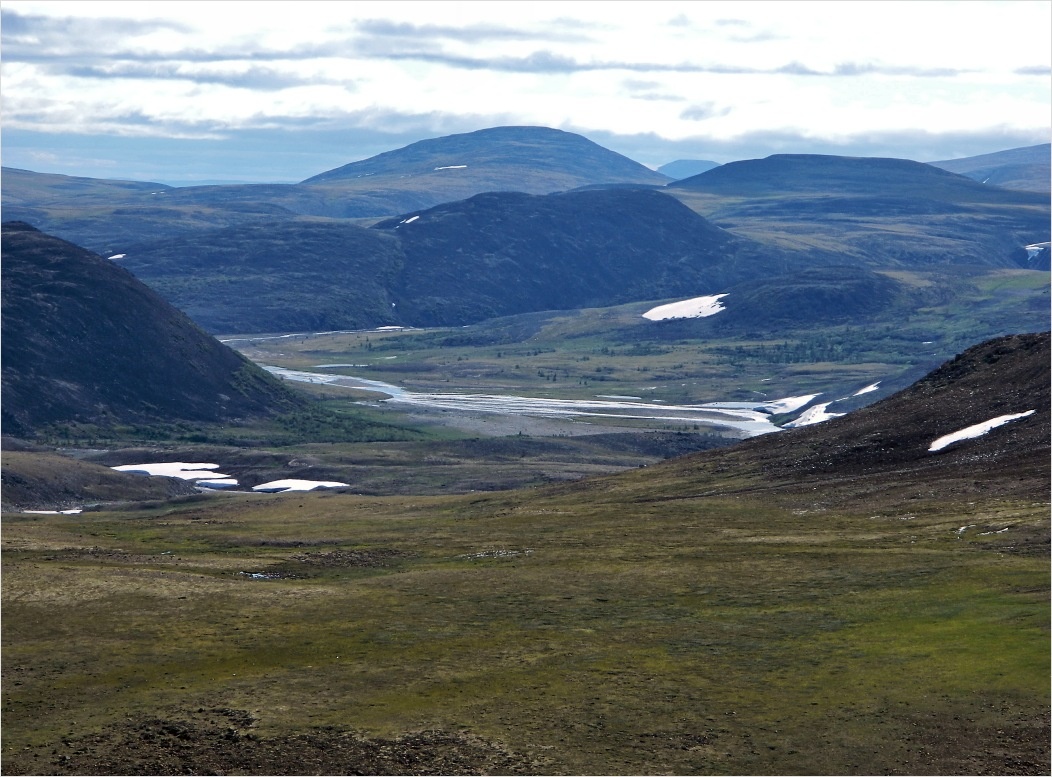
top-left (0, 222), bottom-right (304, 436)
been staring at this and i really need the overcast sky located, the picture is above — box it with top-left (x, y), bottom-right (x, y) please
top-left (2, 0), bottom-right (1049, 184)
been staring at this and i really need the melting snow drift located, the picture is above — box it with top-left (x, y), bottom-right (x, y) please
top-left (112, 462), bottom-right (232, 480)
top-left (928, 411), bottom-right (1035, 452)
top-left (784, 402), bottom-right (846, 428)
top-left (643, 294), bottom-right (728, 321)
top-left (252, 479), bottom-right (349, 493)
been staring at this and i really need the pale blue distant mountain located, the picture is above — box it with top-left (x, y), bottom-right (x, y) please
top-left (929, 143), bottom-right (1050, 193)
top-left (657, 159), bottom-right (721, 180)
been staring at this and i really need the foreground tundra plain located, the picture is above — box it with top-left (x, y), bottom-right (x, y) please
top-left (3, 457), bottom-right (1048, 775)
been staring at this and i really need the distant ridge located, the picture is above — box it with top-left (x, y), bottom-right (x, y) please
top-left (669, 153), bottom-right (1020, 198)
top-left (930, 143), bottom-right (1051, 193)
top-left (0, 127), bottom-right (675, 250)
top-left (0, 222), bottom-right (304, 436)
top-left (302, 126), bottom-right (671, 188)
top-left (657, 159), bottom-right (721, 180)
top-left (666, 153), bottom-right (1049, 268)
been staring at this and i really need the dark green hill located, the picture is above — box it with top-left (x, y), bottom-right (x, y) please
top-left (120, 189), bottom-right (795, 333)
top-left (0, 222), bottom-right (304, 436)
top-left (0, 450), bottom-right (197, 511)
top-left (667, 154), bottom-right (1049, 268)
top-left (930, 143), bottom-right (1051, 193)
top-left (0, 167), bottom-right (172, 206)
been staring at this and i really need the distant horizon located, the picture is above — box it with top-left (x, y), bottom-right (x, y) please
top-left (3, 125), bottom-right (1048, 188)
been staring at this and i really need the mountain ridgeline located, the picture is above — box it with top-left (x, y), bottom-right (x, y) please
top-left (0, 222), bottom-right (304, 437)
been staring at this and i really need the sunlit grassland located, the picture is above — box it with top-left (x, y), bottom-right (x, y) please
top-left (3, 476), bottom-right (1047, 774)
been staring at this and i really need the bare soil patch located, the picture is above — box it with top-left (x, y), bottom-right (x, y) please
top-left (6, 708), bottom-right (537, 775)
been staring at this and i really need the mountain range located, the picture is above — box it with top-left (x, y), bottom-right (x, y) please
top-left (2, 127), bottom-right (1047, 257)
top-left (0, 127), bottom-right (670, 254)
top-left (109, 152), bottom-right (1048, 334)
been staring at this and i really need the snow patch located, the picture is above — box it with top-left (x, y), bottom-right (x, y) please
top-left (252, 479), bottom-right (349, 493)
top-left (23, 509), bottom-right (82, 515)
top-left (400, 215), bottom-right (420, 225)
top-left (107, 253), bottom-right (126, 260)
top-left (783, 402), bottom-right (845, 428)
top-left (1025, 241), bottom-right (1050, 259)
top-left (928, 411), bottom-right (1035, 452)
top-left (760, 393), bottom-right (821, 415)
top-left (196, 479), bottom-right (240, 490)
top-left (643, 294), bottom-right (728, 321)
top-left (434, 165), bottom-right (467, 170)
top-left (112, 462), bottom-right (231, 480)
top-left (853, 382), bottom-right (880, 396)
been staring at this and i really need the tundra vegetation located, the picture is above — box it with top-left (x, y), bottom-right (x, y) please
top-left (2, 335), bottom-right (1048, 775)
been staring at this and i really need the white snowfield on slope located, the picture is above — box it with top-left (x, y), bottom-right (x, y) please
top-left (928, 410), bottom-right (1036, 452)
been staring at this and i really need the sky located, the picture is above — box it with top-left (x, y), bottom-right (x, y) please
top-left (2, 0), bottom-right (1049, 184)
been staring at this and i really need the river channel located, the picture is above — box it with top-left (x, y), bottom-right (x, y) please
top-left (262, 366), bottom-right (819, 437)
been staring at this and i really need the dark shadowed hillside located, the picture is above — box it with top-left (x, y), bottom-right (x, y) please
top-left (375, 188), bottom-right (791, 327)
top-left (116, 219), bottom-right (406, 334)
top-left (0, 222), bottom-right (304, 436)
top-left (0, 167), bottom-right (302, 254)
top-left (0, 450), bottom-right (198, 511)
top-left (707, 266), bottom-right (903, 332)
